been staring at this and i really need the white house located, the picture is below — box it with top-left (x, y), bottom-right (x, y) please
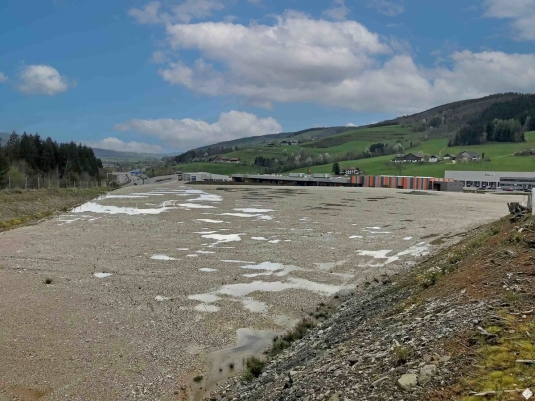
top-left (428, 155), bottom-right (442, 163)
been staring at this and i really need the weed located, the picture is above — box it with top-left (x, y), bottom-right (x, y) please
top-left (509, 231), bottom-right (523, 244)
top-left (192, 375), bottom-right (203, 383)
top-left (228, 362), bottom-right (235, 370)
top-left (491, 226), bottom-right (501, 236)
top-left (242, 356), bottom-right (265, 381)
top-left (420, 270), bottom-right (440, 289)
top-left (269, 318), bottom-right (315, 357)
top-left (391, 345), bottom-right (413, 366)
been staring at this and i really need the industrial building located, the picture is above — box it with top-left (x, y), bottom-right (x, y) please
top-left (445, 171), bottom-right (535, 190)
top-left (231, 174), bottom-right (461, 191)
top-left (182, 172), bottom-right (229, 182)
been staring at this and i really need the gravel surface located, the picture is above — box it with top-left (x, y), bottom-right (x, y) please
top-left (0, 182), bottom-right (519, 400)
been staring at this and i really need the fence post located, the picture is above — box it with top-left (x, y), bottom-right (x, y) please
top-left (25, 177), bottom-right (27, 189)
top-left (8, 177), bottom-right (10, 189)
top-left (38, 177), bottom-right (40, 190)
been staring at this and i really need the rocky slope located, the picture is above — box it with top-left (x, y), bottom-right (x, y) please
top-left (207, 214), bottom-right (535, 401)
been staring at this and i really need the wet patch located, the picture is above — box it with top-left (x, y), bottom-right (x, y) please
top-left (151, 254), bottom-right (177, 261)
top-left (197, 219), bottom-right (224, 223)
top-left (93, 272), bottom-right (112, 278)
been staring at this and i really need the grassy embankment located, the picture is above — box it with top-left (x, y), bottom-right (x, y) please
top-left (0, 187), bottom-right (106, 231)
top-left (398, 215), bottom-right (535, 400)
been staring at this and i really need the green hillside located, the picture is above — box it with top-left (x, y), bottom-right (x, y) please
top-left (291, 131), bottom-right (535, 177)
top-left (173, 93), bottom-right (535, 176)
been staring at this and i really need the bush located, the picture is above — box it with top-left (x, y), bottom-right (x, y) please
top-left (242, 356), bottom-right (265, 381)
top-left (391, 345), bottom-right (413, 366)
top-left (269, 318), bottom-right (315, 356)
top-left (192, 375), bottom-right (203, 383)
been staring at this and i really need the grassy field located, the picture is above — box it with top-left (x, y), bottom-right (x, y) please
top-left (291, 132), bottom-right (535, 177)
top-left (0, 187), bottom-right (106, 231)
top-left (190, 125), bottom-right (423, 168)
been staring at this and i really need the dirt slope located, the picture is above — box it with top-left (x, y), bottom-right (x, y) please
top-left (211, 214), bottom-right (535, 401)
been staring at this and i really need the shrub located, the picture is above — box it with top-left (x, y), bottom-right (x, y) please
top-left (269, 318), bottom-right (315, 356)
top-left (192, 375), bottom-right (203, 383)
top-left (242, 356), bottom-right (265, 381)
top-left (391, 345), bottom-right (413, 366)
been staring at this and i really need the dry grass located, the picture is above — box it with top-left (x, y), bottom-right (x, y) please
top-left (0, 187), bottom-right (106, 231)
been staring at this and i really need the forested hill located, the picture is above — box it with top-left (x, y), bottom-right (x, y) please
top-left (0, 132), bottom-right (103, 185)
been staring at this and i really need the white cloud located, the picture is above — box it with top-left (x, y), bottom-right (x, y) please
top-left (129, 1), bottom-right (162, 24)
top-left (17, 65), bottom-right (74, 95)
top-left (367, 0), bottom-right (404, 17)
top-left (483, 0), bottom-right (535, 40)
top-left (172, 0), bottom-right (224, 23)
top-left (141, 10), bottom-right (535, 114)
top-left (113, 111), bottom-right (282, 150)
top-left (0, 72), bottom-right (7, 83)
top-left (151, 50), bottom-right (169, 64)
top-left (346, 123), bottom-right (357, 127)
top-left (129, 0), bottom-right (224, 25)
top-left (323, 0), bottom-right (350, 21)
top-left (86, 137), bottom-right (164, 154)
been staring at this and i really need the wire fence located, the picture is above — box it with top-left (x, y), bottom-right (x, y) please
top-left (4, 176), bottom-right (104, 190)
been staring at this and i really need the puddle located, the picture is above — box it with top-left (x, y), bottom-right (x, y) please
top-left (155, 295), bottom-right (170, 302)
top-left (251, 237), bottom-right (267, 241)
top-left (93, 272), bottom-right (112, 278)
top-left (222, 260), bottom-right (255, 264)
top-left (242, 298), bottom-right (268, 313)
top-left (105, 194), bottom-right (148, 199)
top-left (190, 194), bottom-right (223, 202)
top-left (349, 235), bottom-right (363, 239)
top-left (177, 248), bottom-right (189, 251)
top-left (234, 208), bottom-right (275, 213)
top-left (201, 233), bottom-right (243, 247)
top-left (199, 268), bottom-right (218, 272)
top-left (194, 231), bottom-right (218, 235)
top-left (151, 254), bottom-right (177, 261)
top-left (240, 261), bottom-right (302, 277)
top-left (366, 226), bottom-right (382, 230)
top-left (74, 202), bottom-right (174, 215)
top-left (197, 250), bottom-right (216, 254)
top-left (197, 219), bottom-right (224, 223)
top-left (193, 329), bottom-right (280, 401)
top-left (268, 240), bottom-right (281, 244)
top-left (218, 277), bottom-right (352, 297)
top-left (187, 254), bottom-right (199, 258)
top-left (221, 213), bottom-right (273, 220)
top-left (165, 202), bottom-right (216, 209)
top-left (403, 237), bottom-right (413, 241)
top-left (357, 243), bottom-right (431, 266)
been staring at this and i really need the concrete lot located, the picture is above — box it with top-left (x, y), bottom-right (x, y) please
top-left (0, 183), bottom-right (521, 400)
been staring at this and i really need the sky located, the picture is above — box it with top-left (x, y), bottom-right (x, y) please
top-left (1, 0), bottom-right (535, 154)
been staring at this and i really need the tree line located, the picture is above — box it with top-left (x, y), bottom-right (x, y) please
top-left (450, 94), bottom-right (535, 146)
top-left (0, 131), bottom-right (103, 186)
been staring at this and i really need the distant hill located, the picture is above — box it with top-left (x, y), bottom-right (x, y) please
top-left (0, 132), bottom-right (10, 145)
top-left (92, 148), bottom-right (164, 161)
top-left (175, 93), bottom-right (529, 165)
top-left (173, 92), bottom-right (535, 176)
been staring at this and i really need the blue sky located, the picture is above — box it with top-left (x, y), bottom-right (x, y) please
top-left (1, 0), bottom-right (535, 154)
